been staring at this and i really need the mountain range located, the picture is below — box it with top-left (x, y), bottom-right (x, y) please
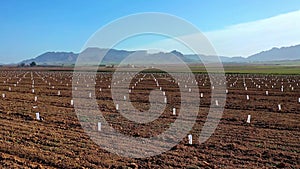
top-left (19, 44), bottom-right (300, 65)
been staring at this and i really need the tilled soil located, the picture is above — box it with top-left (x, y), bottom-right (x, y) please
top-left (0, 70), bottom-right (299, 168)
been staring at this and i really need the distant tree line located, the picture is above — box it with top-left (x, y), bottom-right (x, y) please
top-left (18, 61), bottom-right (37, 67)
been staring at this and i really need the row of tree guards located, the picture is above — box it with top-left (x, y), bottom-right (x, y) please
top-left (1, 72), bottom-right (300, 146)
top-left (96, 121), bottom-right (194, 145)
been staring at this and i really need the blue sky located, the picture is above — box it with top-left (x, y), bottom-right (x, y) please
top-left (1, 0), bottom-right (300, 63)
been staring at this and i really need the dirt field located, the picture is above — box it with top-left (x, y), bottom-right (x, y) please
top-left (0, 69), bottom-right (299, 168)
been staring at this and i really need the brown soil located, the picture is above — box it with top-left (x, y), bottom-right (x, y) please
top-left (0, 69), bottom-right (299, 168)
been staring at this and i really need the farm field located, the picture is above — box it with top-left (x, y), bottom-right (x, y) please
top-left (0, 68), bottom-right (299, 168)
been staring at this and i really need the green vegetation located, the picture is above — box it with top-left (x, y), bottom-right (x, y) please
top-left (9, 64), bottom-right (300, 75)
top-left (190, 65), bottom-right (300, 75)
top-left (30, 61), bottom-right (37, 67)
top-left (224, 65), bottom-right (300, 74)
